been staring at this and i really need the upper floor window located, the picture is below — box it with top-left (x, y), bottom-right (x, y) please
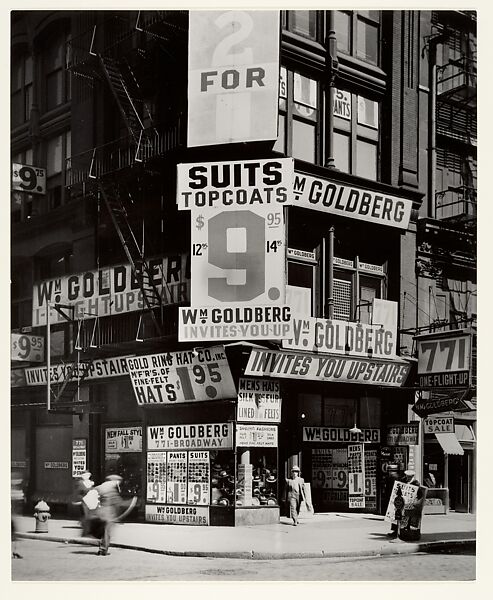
top-left (43, 29), bottom-right (71, 112)
top-left (284, 11), bottom-right (318, 40)
top-left (333, 89), bottom-right (380, 180)
top-left (11, 148), bottom-right (33, 223)
top-left (334, 10), bottom-right (380, 66)
top-left (11, 52), bottom-right (33, 128)
top-left (274, 67), bottom-right (319, 164)
top-left (46, 130), bottom-right (71, 209)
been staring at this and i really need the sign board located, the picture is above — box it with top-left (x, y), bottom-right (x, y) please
top-left (11, 333), bottom-right (44, 363)
top-left (348, 444), bottom-right (365, 508)
top-left (292, 172), bottom-right (413, 230)
top-left (44, 461), bottom-right (69, 469)
top-left (166, 451), bottom-right (188, 504)
top-left (424, 416), bottom-right (454, 434)
top-left (282, 302), bottom-right (398, 358)
top-left (32, 254), bottom-right (189, 327)
top-left (386, 423), bottom-right (420, 446)
top-left (146, 504), bottom-right (209, 525)
top-left (126, 346), bottom-right (236, 406)
top-left (333, 89), bottom-right (351, 119)
top-left (304, 427), bottom-right (380, 444)
top-left (12, 163), bottom-right (46, 195)
top-left (72, 439), bottom-right (87, 477)
top-left (187, 11), bottom-right (280, 147)
top-left (235, 424), bottom-right (278, 447)
top-left (105, 427), bottom-right (142, 453)
top-left (25, 355), bottom-right (131, 386)
top-left (385, 481), bottom-right (419, 523)
top-left (412, 389), bottom-right (473, 418)
top-left (187, 451), bottom-right (210, 505)
top-left (246, 348), bottom-right (411, 387)
top-left (416, 330), bottom-right (471, 388)
top-left (147, 451), bottom-right (167, 503)
top-left (147, 423), bottom-right (233, 451)
top-left (237, 377), bottom-right (281, 422)
top-left (237, 463), bottom-right (253, 506)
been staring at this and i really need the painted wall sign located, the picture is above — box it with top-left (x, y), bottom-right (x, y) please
top-left (304, 427), bottom-right (381, 444)
top-left (235, 424), bottom-right (278, 447)
top-left (187, 10), bottom-right (280, 147)
top-left (72, 439), bottom-right (87, 478)
top-left (11, 333), bottom-right (44, 363)
top-left (32, 254), bottom-right (189, 327)
top-left (237, 377), bottom-right (281, 422)
top-left (292, 172), bottom-right (412, 230)
top-left (246, 349), bottom-right (411, 387)
top-left (424, 416), bottom-right (454, 434)
top-left (25, 355), bottom-right (131, 386)
top-left (105, 427), bottom-right (143, 453)
top-left (147, 423), bottom-right (233, 451)
top-left (386, 423), bottom-right (420, 446)
top-left (282, 302), bottom-right (398, 358)
top-left (126, 346), bottom-right (236, 406)
top-left (416, 330), bottom-right (471, 388)
top-left (145, 504), bottom-right (209, 525)
top-left (12, 162), bottom-right (46, 195)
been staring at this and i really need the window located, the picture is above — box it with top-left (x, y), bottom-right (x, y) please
top-left (11, 148), bottom-right (33, 222)
top-left (435, 148), bottom-right (477, 219)
top-left (43, 29), bottom-right (71, 112)
top-left (334, 10), bottom-right (380, 66)
top-left (332, 89), bottom-right (379, 180)
top-left (46, 130), bottom-right (71, 209)
top-left (284, 11), bottom-right (318, 40)
top-left (11, 52), bottom-right (33, 128)
top-left (274, 68), bottom-right (319, 164)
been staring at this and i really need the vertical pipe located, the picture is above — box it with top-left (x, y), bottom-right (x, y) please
top-left (428, 41), bottom-right (437, 219)
top-left (46, 301), bottom-right (51, 411)
top-left (325, 11), bottom-right (338, 168)
top-left (326, 226), bottom-right (335, 319)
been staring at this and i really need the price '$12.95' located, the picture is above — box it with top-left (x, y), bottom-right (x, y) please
top-left (190, 205), bottom-right (286, 307)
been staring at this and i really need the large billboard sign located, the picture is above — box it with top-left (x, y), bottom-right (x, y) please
top-left (188, 10), bottom-right (280, 147)
top-left (32, 254), bottom-right (189, 327)
top-left (416, 329), bottom-right (471, 388)
top-left (292, 172), bottom-right (413, 229)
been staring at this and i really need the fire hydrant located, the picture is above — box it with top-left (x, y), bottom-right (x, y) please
top-left (34, 500), bottom-right (50, 533)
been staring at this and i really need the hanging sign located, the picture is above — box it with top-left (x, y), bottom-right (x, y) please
top-left (187, 10), bottom-right (280, 147)
top-left (235, 424), bottom-right (278, 447)
top-left (386, 423), bottom-right (420, 446)
top-left (292, 172), bottom-right (412, 230)
top-left (32, 254), bottom-right (189, 327)
top-left (12, 163), bottom-right (46, 195)
top-left (237, 377), bottom-right (281, 422)
top-left (11, 333), bottom-right (44, 363)
top-left (72, 439), bottom-right (87, 478)
top-left (412, 389), bottom-right (473, 418)
top-left (145, 504), bottom-right (209, 526)
top-left (126, 345), bottom-right (236, 406)
top-left (147, 423), bottom-right (233, 451)
top-left (348, 444), bottom-right (365, 508)
top-left (424, 416), bottom-right (454, 434)
top-left (246, 348), bottom-right (411, 387)
top-left (105, 427), bottom-right (142, 453)
top-left (416, 330), bottom-right (471, 388)
top-left (147, 451), bottom-right (167, 503)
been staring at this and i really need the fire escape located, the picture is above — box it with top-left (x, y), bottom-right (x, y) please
top-left (49, 11), bottom-right (187, 411)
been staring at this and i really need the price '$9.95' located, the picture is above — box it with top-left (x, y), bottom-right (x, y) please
top-left (190, 204), bottom-right (286, 307)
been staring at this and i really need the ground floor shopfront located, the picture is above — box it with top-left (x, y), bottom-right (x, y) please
top-left (11, 345), bottom-right (446, 525)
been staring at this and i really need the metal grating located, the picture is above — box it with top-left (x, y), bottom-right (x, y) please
top-left (333, 279), bottom-right (352, 321)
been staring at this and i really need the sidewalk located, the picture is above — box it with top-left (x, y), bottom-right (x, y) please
top-left (14, 511), bottom-right (476, 560)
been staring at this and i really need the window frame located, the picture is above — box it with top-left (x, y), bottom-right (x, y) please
top-left (11, 51), bottom-right (33, 128)
top-left (334, 10), bottom-right (381, 67)
top-left (283, 10), bottom-right (321, 42)
top-left (42, 28), bottom-right (72, 113)
top-left (45, 130), bottom-right (71, 210)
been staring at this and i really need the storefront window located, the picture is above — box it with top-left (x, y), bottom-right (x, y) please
top-left (105, 426), bottom-right (143, 499)
top-left (236, 448), bottom-right (278, 507)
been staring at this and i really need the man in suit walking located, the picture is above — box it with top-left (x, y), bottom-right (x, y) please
top-left (285, 465), bottom-right (311, 526)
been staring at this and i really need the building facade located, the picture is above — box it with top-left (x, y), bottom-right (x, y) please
top-left (11, 9), bottom-right (476, 526)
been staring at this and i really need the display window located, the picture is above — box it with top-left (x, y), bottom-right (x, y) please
top-left (236, 448), bottom-right (278, 507)
top-left (104, 426), bottom-right (143, 498)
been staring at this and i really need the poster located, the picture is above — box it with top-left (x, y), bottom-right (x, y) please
top-left (72, 439), bottom-right (87, 477)
top-left (237, 377), bottom-right (281, 422)
top-left (187, 11), bottom-right (280, 147)
top-left (386, 423), bottom-right (420, 446)
top-left (235, 424), bottom-right (278, 447)
top-left (364, 449), bottom-right (377, 511)
top-left (187, 451), bottom-right (210, 505)
top-left (145, 504), bottom-right (209, 526)
top-left (105, 427), bottom-right (142, 453)
top-left (385, 481), bottom-right (419, 523)
top-left (126, 345), bottom-right (236, 406)
top-left (311, 448), bottom-right (348, 507)
top-left (348, 444), bottom-right (365, 508)
top-left (166, 451), bottom-right (187, 504)
top-left (147, 452), bottom-right (167, 503)
top-left (416, 329), bottom-right (471, 388)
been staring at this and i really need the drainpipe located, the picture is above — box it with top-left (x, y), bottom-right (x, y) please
top-left (325, 227), bottom-right (335, 319)
top-left (325, 11), bottom-right (339, 168)
top-left (46, 302), bottom-right (51, 411)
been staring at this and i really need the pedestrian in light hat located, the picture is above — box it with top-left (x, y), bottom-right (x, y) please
top-left (284, 465), bottom-right (312, 526)
top-left (93, 474), bottom-right (123, 556)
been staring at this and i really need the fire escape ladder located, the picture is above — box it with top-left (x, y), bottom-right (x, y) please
top-left (98, 181), bottom-right (163, 337)
top-left (50, 357), bottom-right (94, 410)
top-left (99, 55), bottom-right (145, 146)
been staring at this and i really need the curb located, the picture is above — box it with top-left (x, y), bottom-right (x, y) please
top-left (16, 532), bottom-right (476, 560)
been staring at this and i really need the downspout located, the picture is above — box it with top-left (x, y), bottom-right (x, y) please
top-left (325, 11), bottom-right (339, 168)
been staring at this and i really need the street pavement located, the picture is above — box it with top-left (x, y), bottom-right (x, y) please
top-left (14, 510), bottom-right (476, 560)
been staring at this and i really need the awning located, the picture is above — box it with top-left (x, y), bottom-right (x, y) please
top-left (435, 432), bottom-right (464, 455)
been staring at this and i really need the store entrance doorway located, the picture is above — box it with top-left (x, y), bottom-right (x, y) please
top-left (448, 451), bottom-right (471, 512)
